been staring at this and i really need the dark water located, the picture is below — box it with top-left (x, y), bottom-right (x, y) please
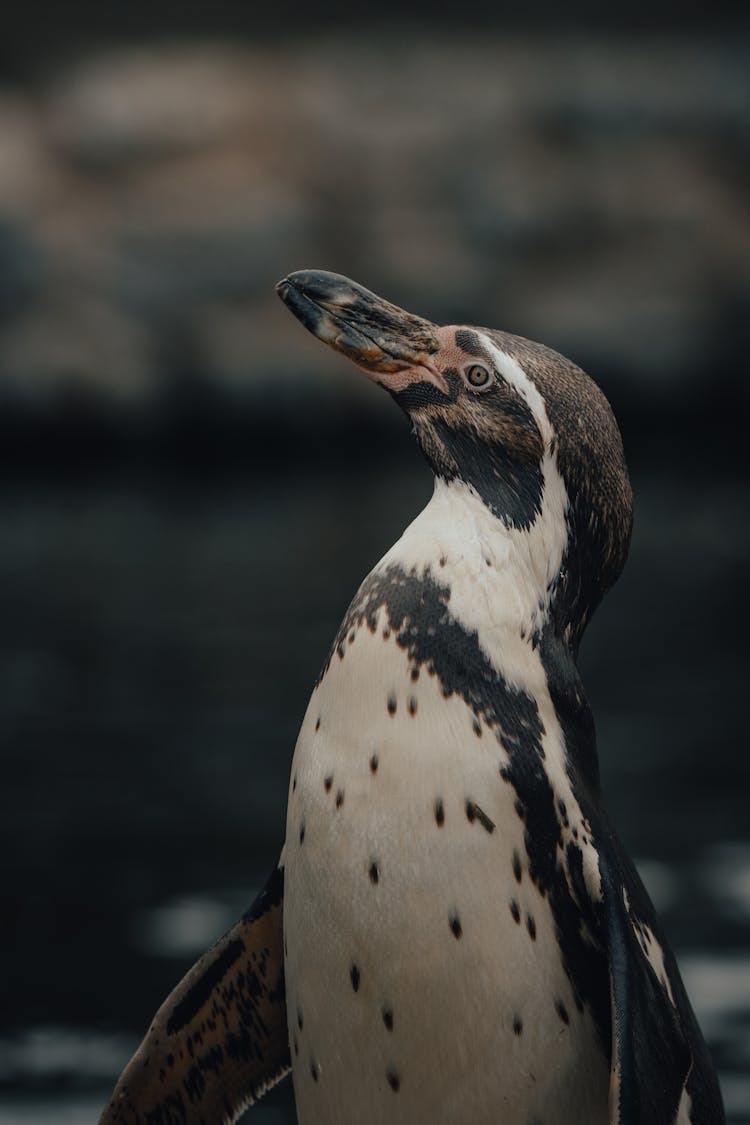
top-left (2, 460), bottom-right (749, 1122)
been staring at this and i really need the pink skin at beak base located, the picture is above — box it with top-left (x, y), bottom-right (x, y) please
top-left (356, 326), bottom-right (467, 397)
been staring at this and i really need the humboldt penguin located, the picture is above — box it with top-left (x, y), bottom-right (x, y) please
top-left (101, 271), bottom-right (724, 1125)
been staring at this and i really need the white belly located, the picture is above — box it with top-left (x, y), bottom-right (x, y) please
top-left (283, 612), bottom-right (609, 1125)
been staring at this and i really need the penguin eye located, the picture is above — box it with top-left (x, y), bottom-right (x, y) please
top-left (464, 364), bottom-right (492, 390)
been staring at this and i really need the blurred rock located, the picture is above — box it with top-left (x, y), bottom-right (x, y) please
top-left (0, 292), bottom-right (156, 405)
top-left (49, 47), bottom-right (266, 166)
top-left (0, 34), bottom-right (748, 450)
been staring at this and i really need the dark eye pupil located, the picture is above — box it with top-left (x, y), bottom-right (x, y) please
top-left (467, 365), bottom-right (490, 387)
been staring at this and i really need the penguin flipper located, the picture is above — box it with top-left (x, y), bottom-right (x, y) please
top-left (100, 863), bottom-right (290, 1125)
top-left (600, 847), bottom-right (695, 1125)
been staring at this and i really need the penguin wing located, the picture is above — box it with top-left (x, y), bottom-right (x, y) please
top-left (100, 863), bottom-right (290, 1125)
top-left (598, 837), bottom-right (723, 1125)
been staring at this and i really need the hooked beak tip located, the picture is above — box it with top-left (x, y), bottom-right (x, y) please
top-left (275, 269), bottom-right (442, 386)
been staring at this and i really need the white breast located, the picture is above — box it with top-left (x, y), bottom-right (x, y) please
top-left (282, 482), bottom-right (609, 1124)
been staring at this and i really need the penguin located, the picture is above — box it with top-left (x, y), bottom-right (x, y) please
top-left (101, 271), bottom-right (724, 1125)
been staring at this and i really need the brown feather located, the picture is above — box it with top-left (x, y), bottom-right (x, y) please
top-left (100, 866), bottom-right (289, 1125)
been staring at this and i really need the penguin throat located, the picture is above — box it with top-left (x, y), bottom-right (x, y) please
top-left (406, 402), bottom-right (545, 532)
top-left (428, 427), bottom-right (545, 532)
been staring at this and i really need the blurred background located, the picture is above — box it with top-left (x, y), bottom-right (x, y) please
top-left (1, 3), bottom-right (749, 1122)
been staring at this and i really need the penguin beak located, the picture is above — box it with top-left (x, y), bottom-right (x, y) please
top-left (276, 270), bottom-right (448, 394)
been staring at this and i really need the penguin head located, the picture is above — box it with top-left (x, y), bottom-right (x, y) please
top-left (277, 269), bottom-right (632, 649)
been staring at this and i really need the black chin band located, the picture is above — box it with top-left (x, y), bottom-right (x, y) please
top-left (433, 423), bottom-right (545, 531)
top-left (391, 381), bottom-right (455, 411)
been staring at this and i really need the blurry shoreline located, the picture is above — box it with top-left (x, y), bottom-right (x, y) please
top-left (0, 34), bottom-right (747, 457)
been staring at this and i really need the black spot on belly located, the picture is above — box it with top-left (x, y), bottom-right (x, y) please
top-left (382, 1006), bottom-right (394, 1031)
top-left (410, 667), bottom-right (420, 682)
top-left (435, 797), bottom-right (445, 826)
top-left (297, 1006), bottom-right (303, 1030)
top-left (408, 695), bottom-right (418, 715)
top-left (555, 998), bottom-right (570, 1025)
top-left (324, 774), bottom-right (333, 792)
top-left (512, 849), bottom-right (522, 883)
top-left (513, 1015), bottom-right (523, 1035)
top-left (310, 1059), bottom-right (319, 1082)
top-left (526, 914), bottom-right (537, 940)
top-left (292, 774), bottom-right (297, 793)
top-left (387, 692), bottom-right (397, 715)
top-left (350, 963), bottom-right (360, 992)
top-left (387, 1068), bottom-right (400, 1092)
top-left (315, 716), bottom-right (321, 731)
top-left (472, 717), bottom-right (482, 736)
top-left (449, 910), bottom-right (463, 939)
top-left (467, 799), bottom-right (495, 834)
top-left (370, 753), bottom-right (379, 773)
top-left (510, 899), bottom-right (521, 924)
top-left (293, 1035), bottom-right (298, 1056)
top-left (336, 788), bottom-right (345, 808)
top-left (369, 861), bottom-right (379, 884)
top-left (299, 819), bottom-right (305, 844)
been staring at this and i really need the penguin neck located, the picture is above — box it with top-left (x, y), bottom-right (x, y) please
top-left (380, 471), bottom-right (570, 663)
top-left (372, 473), bottom-right (601, 794)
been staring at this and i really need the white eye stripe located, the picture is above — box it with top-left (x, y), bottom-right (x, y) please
top-left (478, 334), bottom-right (554, 443)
